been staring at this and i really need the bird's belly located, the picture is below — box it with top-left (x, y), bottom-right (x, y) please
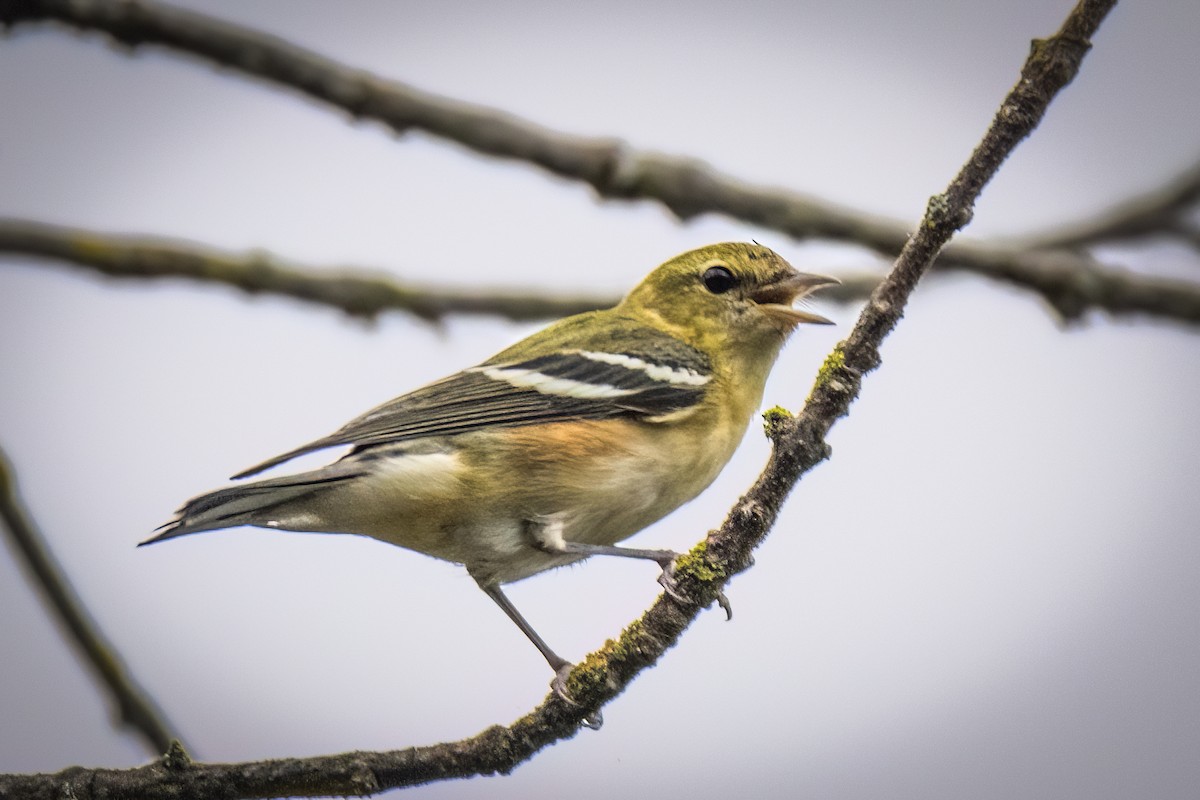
top-left (318, 418), bottom-right (739, 585)
top-left (456, 419), bottom-right (739, 582)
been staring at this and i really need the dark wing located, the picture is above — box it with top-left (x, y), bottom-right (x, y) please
top-left (232, 330), bottom-right (712, 479)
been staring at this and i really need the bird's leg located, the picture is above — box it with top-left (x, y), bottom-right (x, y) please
top-left (476, 580), bottom-right (603, 730)
top-left (528, 517), bottom-right (732, 619)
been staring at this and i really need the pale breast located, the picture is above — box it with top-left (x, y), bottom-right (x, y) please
top-left (311, 412), bottom-right (747, 585)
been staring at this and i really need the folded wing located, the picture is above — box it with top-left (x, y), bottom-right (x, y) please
top-left (233, 327), bottom-right (712, 479)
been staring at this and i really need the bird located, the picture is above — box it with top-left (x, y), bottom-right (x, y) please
top-left (144, 242), bottom-right (836, 711)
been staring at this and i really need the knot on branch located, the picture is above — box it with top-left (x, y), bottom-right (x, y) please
top-left (761, 405), bottom-right (794, 441)
top-left (1028, 34), bottom-right (1093, 95)
top-left (161, 739), bottom-right (192, 772)
top-left (924, 192), bottom-right (974, 233)
top-left (807, 345), bottom-right (862, 409)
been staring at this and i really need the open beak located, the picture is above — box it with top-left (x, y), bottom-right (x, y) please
top-left (751, 272), bottom-right (839, 325)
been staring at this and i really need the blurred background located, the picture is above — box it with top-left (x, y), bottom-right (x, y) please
top-left (2, 1), bottom-right (1199, 797)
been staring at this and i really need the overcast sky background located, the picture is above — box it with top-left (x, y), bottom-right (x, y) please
top-left (2, 1), bottom-right (1199, 797)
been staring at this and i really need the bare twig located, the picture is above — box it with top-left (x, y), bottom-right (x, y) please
top-left (1, 0), bottom-right (1195, 327)
top-left (0, 444), bottom-right (182, 757)
top-left (0, 0), bottom-right (887, 244)
top-left (932, 241), bottom-right (1200, 323)
top-left (1025, 158), bottom-right (1200, 250)
top-left (0, 218), bottom-right (615, 322)
top-left (0, 0), bottom-right (1116, 796)
top-left (4, 216), bottom-right (1200, 328)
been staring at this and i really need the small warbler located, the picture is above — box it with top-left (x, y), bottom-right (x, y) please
top-left (145, 242), bottom-right (835, 701)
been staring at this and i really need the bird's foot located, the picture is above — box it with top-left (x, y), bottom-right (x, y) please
top-left (657, 556), bottom-right (733, 621)
top-left (550, 662), bottom-right (603, 730)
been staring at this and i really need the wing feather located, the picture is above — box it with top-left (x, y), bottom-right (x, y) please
top-left (233, 327), bottom-right (712, 479)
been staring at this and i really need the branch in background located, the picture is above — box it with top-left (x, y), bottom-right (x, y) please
top-left (1025, 159), bottom-right (1200, 250)
top-left (0, 0), bottom-right (1116, 795)
top-left (0, 218), bottom-right (615, 322)
top-left (2, 0), bottom-right (1196, 326)
top-left (5, 214), bottom-right (1200, 328)
top-left (0, 0), bottom-right (893, 246)
top-left (936, 241), bottom-right (1200, 323)
top-left (0, 444), bottom-right (182, 757)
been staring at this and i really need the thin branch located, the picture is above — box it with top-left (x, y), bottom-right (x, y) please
top-left (1025, 158), bottom-right (1200, 250)
top-left (932, 241), bottom-right (1200, 323)
top-left (0, 218), bottom-right (615, 322)
top-left (5, 216), bottom-right (1200, 328)
top-left (2, 0), bottom-right (886, 243)
top-left (0, 444), bottom-right (182, 757)
top-left (0, 0), bottom-right (1116, 796)
top-left (1, 0), bottom-right (1194, 327)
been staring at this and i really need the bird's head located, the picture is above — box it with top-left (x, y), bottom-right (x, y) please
top-left (621, 242), bottom-right (838, 358)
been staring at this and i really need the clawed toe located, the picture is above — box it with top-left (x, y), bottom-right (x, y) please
top-left (550, 662), bottom-right (603, 730)
top-left (657, 555), bottom-right (733, 619)
top-left (655, 559), bottom-right (690, 604)
top-left (715, 589), bottom-right (733, 620)
top-left (550, 662), bottom-right (576, 704)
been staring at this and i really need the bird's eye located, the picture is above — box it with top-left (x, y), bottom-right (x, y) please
top-left (702, 265), bottom-right (738, 294)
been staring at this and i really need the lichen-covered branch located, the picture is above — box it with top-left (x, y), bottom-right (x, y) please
top-left (0, 218), bottom-right (614, 322)
top-left (0, 0), bottom-right (1116, 797)
top-left (0, 444), bottom-right (182, 757)
top-left (1, 0), bottom-right (1194, 327)
top-left (746, 0), bottom-right (1121, 555)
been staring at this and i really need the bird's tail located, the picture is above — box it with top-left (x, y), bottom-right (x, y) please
top-left (141, 463), bottom-right (365, 546)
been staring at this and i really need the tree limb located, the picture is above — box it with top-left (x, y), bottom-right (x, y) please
top-left (1, 0), bottom-right (1194, 327)
top-left (0, 444), bottom-right (182, 757)
top-left (0, 0), bottom-right (1117, 796)
top-left (930, 241), bottom-right (1200, 323)
top-left (0, 218), bottom-right (615, 322)
top-left (4, 216), bottom-right (1200, 328)
top-left (1024, 158), bottom-right (1200, 250)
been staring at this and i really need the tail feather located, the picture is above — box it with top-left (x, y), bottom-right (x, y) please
top-left (142, 465), bottom-right (365, 546)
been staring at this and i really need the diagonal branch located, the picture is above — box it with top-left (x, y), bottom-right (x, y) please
top-left (0, 444), bottom-right (183, 757)
top-left (2, 0), bottom-right (1195, 327)
top-left (0, 218), bottom-right (616, 322)
top-left (0, 0), bottom-right (1116, 796)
